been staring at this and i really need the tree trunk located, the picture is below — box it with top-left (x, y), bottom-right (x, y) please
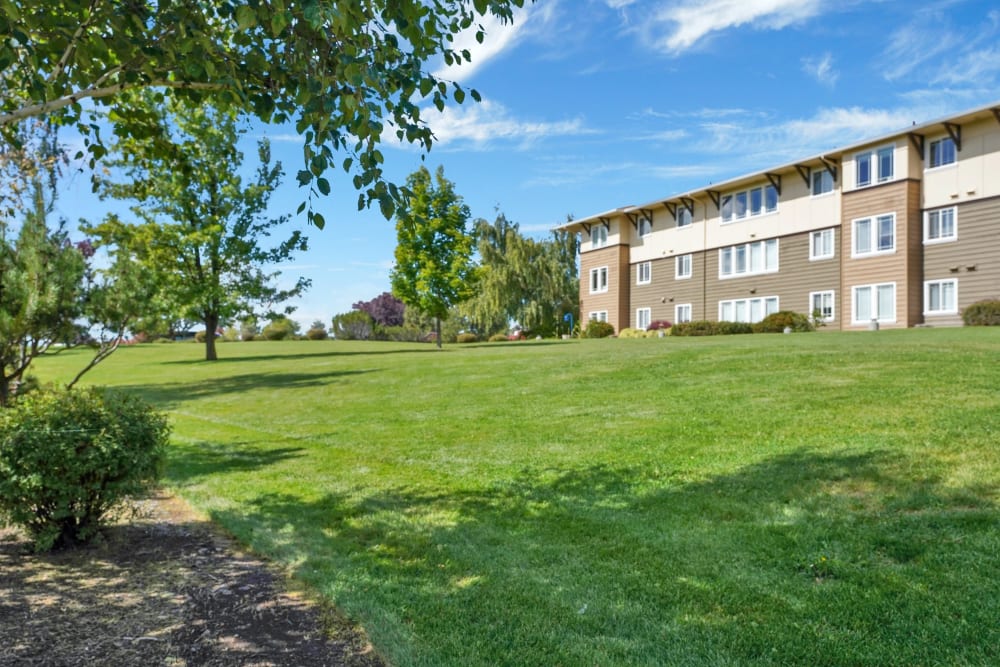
top-left (204, 313), bottom-right (219, 361)
top-left (0, 376), bottom-right (9, 408)
top-left (435, 316), bottom-right (442, 349)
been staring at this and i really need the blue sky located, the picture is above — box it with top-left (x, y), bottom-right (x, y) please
top-left (55, 0), bottom-right (1000, 329)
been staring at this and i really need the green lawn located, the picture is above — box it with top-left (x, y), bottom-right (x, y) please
top-left (34, 329), bottom-right (1000, 666)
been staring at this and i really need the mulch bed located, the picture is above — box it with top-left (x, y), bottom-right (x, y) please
top-left (0, 492), bottom-right (385, 667)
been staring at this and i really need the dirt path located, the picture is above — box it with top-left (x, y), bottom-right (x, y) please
top-left (0, 492), bottom-right (385, 667)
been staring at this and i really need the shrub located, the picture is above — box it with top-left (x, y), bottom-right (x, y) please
top-left (306, 326), bottom-right (328, 340)
top-left (194, 330), bottom-right (207, 343)
top-left (488, 333), bottom-right (509, 342)
top-left (647, 319), bottom-right (672, 331)
top-left (618, 328), bottom-right (644, 339)
top-left (752, 311), bottom-right (815, 333)
top-left (584, 320), bottom-right (615, 338)
top-left (262, 317), bottom-right (300, 341)
top-left (456, 332), bottom-right (478, 344)
top-left (330, 310), bottom-right (374, 340)
top-left (962, 299), bottom-right (1000, 326)
top-left (0, 388), bottom-right (169, 551)
top-left (672, 320), bottom-right (753, 336)
top-left (378, 325), bottom-right (426, 342)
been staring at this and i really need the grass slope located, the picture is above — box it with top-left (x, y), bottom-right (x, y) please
top-left (34, 330), bottom-right (1000, 666)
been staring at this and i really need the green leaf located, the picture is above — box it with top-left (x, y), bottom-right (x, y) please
top-left (316, 177), bottom-right (331, 196)
top-left (311, 212), bottom-right (326, 229)
top-left (296, 170), bottom-right (312, 186)
top-left (454, 87), bottom-right (465, 104)
top-left (235, 6), bottom-right (257, 30)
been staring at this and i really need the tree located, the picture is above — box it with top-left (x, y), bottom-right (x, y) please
top-left (461, 213), bottom-right (579, 337)
top-left (390, 166), bottom-right (477, 349)
top-left (0, 0), bottom-right (529, 225)
top-left (88, 97), bottom-right (309, 361)
top-left (353, 292), bottom-right (406, 328)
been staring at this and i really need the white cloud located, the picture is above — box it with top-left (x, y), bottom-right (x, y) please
top-left (432, 4), bottom-right (557, 84)
top-left (931, 47), bottom-right (1000, 85)
top-left (802, 52), bottom-right (839, 87)
top-left (424, 99), bottom-right (594, 150)
top-left (646, 0), bottom-right (825, 55)
top-left (882, 23), bottom-right (959, 81)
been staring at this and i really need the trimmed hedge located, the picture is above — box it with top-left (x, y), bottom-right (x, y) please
top-left (671, 320), bottom-right (753, 336)
top-left (752, 311), bottom-right (815, 333)
top-left (583, 320), bottom-right (615, 338)
top-left (962, 299), bottom-right (1000, 326)
top-left (0, 388), bottom-right (169, 551)
top-left (456, 333), bottom-right (479, 343)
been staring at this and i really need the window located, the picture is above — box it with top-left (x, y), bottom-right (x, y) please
top-left (810, 228), bottom-right (835, 260)
top-left (812, 169), bottom-right (834, 195)
top-left (677, 207), bottom-right (693, 228)
top-left (636, 307), bottom-right (651, 330)
top-left (719, 296), bottom-right (779, 323)
top-left (853, 213), bottom-right (895, 257)
top-left (856, 145), bottom-right (894, 187)
top-left (810, 291), bottom-right (835, 322)
top-left (719, 239), bottom-right (778, 278)
top-left (590, 226), bottom-right (608, 248)
top-left (924, 207), bottom-right (957, 243)
top-left (853, 283), bottom-right (896, 324)
top-left (925, 279), bottom-right (957, 315)
top-left (638, 218), bottom-right (652, 238)
top-left (588, 311), bottom-right (608, 323)
top-left (676, 254), bottom-right (692, 279)
top-left (928, 137), bottom-right (956, 168)
top-left (721, 185), bottom-right (778, 222)
top-left (589, 266), bottom-right (608, 293)
top-left (675, 304), bottom-right (692, 323)
top-left (637, 261), bottom-right (651, 285)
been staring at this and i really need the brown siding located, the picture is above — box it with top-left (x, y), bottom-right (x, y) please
top-left (629, 252), bottom-right (708, 325)
top-left (579, 244), bottom-right (629, 333)
top-left (841, 180), bottom-right (921, 329)
top-left (703, 231), bottom-right (842, 324)
top-left (923, 196), bottom-right (1000, 326)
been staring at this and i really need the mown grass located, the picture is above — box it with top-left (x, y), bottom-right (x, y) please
top-left (34, 329), bottom-right (1000, 666)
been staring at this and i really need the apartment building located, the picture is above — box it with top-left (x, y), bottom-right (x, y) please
top-left (559, 102), bottom-right (1000, 332)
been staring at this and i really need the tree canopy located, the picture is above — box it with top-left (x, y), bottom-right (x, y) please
top-left (87, 97), bottom-right (308, 361)
top-left (0, 0), bottom-right (529, 224)
top-left (390, 165), bottom-right (476, 348)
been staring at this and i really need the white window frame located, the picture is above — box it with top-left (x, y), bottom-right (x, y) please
top-left (588, 311), bottom-right (608, 323)
top-left (636, 307), bottom-right (651, 330)
top-left (852, 282), bottom-right (896, 324)
top-left (927, 136), bottom-right (957, 169)
top-left (811, 169), bottom-right (834, 196)
top-left (924, 207), bottom-right (957, 244)
top-left (718, 296), bottom-right (779, 323)
top-left (719, 239), bottom-right (779, 278)
top-left (924, 279), bottom-right (958, 315)
top-left (855, 145), bottom-right (895, 188)
top-left (852, 213), bottom-right (895, 258)
top-left (721, 184), bottom-right (778, 223)
top-left (590, 226), bottom-right (608, 249)
top-left (809, 290), bottom-right (835, 323)
top-left (675, 254), bottom-right (692, 280)
top-left (810, 228), bottom-right (835, 261)
top-left (675, 303), bottom-right (692, 324)
top-left (637, 261), bottom-right (651, 285)
top-left (589, 266), bottom-right (608, 294)
top-left (677, 207), bottom-right (693, 228)
top-left (638, 218), bottom-right (652, 238)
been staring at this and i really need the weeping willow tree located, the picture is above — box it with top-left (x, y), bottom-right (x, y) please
top-left (462, 212), bottom-right (579, 337)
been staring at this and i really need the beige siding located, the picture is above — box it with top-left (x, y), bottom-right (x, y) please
top-left (923, 196), bottom-right (1000, 325)
top-left (841, 180), bottom-right (921, 329)
top-left (629, 252), bottom-right (708, 324)
top-left (579, 244), bottom-right (629, 333)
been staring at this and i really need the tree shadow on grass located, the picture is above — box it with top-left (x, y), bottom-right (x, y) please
top-left (201, 449), bottom-right (999, 666)
top-left (165, 442), bottom-right (307, 482)
top-left (117, 369), bottom-right (375, 410)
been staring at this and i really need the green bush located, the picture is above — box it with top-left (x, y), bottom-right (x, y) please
top-left (456, 333), bottom-right (479, 344)
top-left (0, 388), bottom-right (170, 551)
top-left (962, 299), bottom-right (1000, 326)
top-left (752, 311), bottom-right (815, 333)
top-left (672, 320), bottom-right (753, 336)
top-left (306, 327), bottom-right (328, 340)
top-left (584, 320), bottom-right (615, 338)
top-left (487, 333), bottom-right (509, 343)
top-left (378, 325), bottom-right (426, 342)
top-left (262, 317), bottom-right (300, 341)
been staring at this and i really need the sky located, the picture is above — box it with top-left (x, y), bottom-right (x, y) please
top-left (55, 0), bottom-right (1000, 330)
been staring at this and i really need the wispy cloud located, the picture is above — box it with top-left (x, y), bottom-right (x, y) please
top-left (802, 52), bottom-right (839, 87)
top-left (423, 99), bottom-right (595, 150)
top-left (643, 0), bottom-right (825, 55)
top-left (432, 3), bottom-right (558, 84)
